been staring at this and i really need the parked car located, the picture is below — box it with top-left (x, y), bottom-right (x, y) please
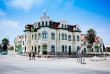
top-left (1, 51), bottom-right (7, 55)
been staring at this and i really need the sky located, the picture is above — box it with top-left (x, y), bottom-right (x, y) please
top-left (0, 0), bottom-right (110, 45)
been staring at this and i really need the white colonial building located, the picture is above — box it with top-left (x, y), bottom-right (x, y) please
top-left (21, 10), bottom-right (81, 55)
top-left (14, 10), bottom-right (104, 55)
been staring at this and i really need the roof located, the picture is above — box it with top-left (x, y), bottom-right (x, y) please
top-left (81, 34), bottom-right (101, 42)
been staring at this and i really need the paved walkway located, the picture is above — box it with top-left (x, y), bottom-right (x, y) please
top-left (0, 55), bottom-right (110, 74)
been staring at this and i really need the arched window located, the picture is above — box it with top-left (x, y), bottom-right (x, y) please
top-left (62, 24), bottom-right (63, 28)
top-left (45, 21), bottom-right (48, 26)
top-left (77, 35), bottom-right (79, 41)
top-left (65, 45), bottom-right (67, 52)
top-left (51, 45), bottom-right (55, 52)
top-left (62, 33), bottom-right (64, 40)
top-left (42, 21), bottom-right (44, 26)
top-left (65, 34), bottom-right (67, 40)
top-left (62, 45), bottom-right (64, 52)
top-left (38, 45), bottom-right (40, 52)
top-left (51, 32), bottom-right (55, 40)
top-left (68, 35), bottom-right (71, 41)
top-left (42, 31), bottom-right (48, 39)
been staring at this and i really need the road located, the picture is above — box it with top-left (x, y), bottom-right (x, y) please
top-left (0, 55), bottom-right (110, 74)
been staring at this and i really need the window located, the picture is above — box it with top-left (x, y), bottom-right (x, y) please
top-left (25, 35), bottom-right (26, 41)
top-left (59, 33), bottom-right (60, 40)
top-left (77, 35), bottom-right (79, 41)
top-left (32, 34), bottom-right (34, 40)
top-left (23, 41), bottom-right (24, 45)
top-left (38, 45), bottom-right (40, 52)
top-left (83, 41), bottom-right (86, 46)
top-left (35, 34), bottom-right (37, 40)
top-left (73, 35), bottom-right (75, 41)
top-left (51, 33), bottom-right (55, 40)
top-left (51, 45), bottom-right (55, 52)
top-left (65, 45), bottom-right (67, 52)
top-left (38, 33), bottom-right (41, 39)
top-left (62, 24), bottom-right (63, 28)
top-left (65, 25), bottom-right (66, 28)
top-left (68, 35), bottom-right (71, 41)
top-left (42, 21), bottom-right (44, 26)
top-left (45, 21), bottom-right (48, 26)
top-left (32, 46), bottom-right (33, 51)
top-left (62, 33), bottom-right (64, 40)
top-left (62, 45), bottom-right (64, 52)
top-left (25, 46), bottom-right (26, 52)
top-left (84, 48), bottom-right (86, 53)
top-left (42, 31), bottom-right (47, 39)
top-left (65, 34), bottom-right (67, 40)
top-left (38, 23), bottom-right (40, 27)
top-left (35, 46), bottom-right (36, 52)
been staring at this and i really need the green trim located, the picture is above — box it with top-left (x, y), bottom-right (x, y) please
top-left (24, 30), bottom-right (31, 32)
top-left (25, 26), bottom-right (82, 33)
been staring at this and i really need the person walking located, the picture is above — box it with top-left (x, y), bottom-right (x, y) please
top-left (32, 52), bottom-right (35, 60)
top-left (29, 52), bottom-right (31, 60)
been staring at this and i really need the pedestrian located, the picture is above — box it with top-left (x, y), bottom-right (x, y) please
top-left (29, 52), bottom-right (31, 60)
top-left (32, 52), bottom-right (35, 60)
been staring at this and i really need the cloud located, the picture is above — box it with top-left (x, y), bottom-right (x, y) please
top-left (4, 0), bottom-right (46, 11)
top-left (0, 9), bottom-right (6, 17)
top-left (0, 19), bottom-right (19, 27)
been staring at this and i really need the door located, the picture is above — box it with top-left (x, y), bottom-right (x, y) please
top-left (69, 46), bottom-right (71, 55)
top-left (42, 44), bottom-right (47, 55)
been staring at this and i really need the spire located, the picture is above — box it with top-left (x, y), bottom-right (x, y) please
top-left (43, 10), bottom-right (46, 16)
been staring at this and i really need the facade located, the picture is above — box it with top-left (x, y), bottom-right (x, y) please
top-left (14, 35), bottom-right (24, 53)
top-left (81, 34), bottom-right (104, 54)
top-left (22, 11), bottom-right (81, 55)
top-left (14, 10), bottom-right (104, 55)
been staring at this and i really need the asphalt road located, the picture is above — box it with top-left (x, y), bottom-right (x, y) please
top-left (0, 55), bottom-right (110, 74)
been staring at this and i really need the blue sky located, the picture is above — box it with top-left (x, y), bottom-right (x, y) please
top-left (0, 0), bottom-right (110, 45)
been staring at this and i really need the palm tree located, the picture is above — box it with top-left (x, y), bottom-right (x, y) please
top-left (1, 38), bottom-right (9, 51)
top-left (86, 28), bottom-right (96, 53)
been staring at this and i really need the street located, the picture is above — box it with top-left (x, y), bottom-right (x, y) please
top-left (0, 55), bottom-right (110, 74)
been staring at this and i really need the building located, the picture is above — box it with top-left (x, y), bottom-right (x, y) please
top-left (14, 10), bottom-right (104, 55)
top-left (14, 35), bottom-right (24, 54)
top-left (81, 34), bottom-right (104, 54)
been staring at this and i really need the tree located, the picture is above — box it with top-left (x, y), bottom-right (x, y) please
top-left (1, 38), bottom-right (9, 51)
top-left (85, 28), bottom-right (96, 52)
top-left (106, 47), bottom-right (110, 52)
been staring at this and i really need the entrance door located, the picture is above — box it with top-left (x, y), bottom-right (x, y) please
top-left (35, 46), bottom-right (36, 54)
top-left (69, 46), bottom-right (71, 55)
top-left (42, 44), bottom-right (47, 55)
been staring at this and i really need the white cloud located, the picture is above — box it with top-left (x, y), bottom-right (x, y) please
top-left (5, 0), bottom-right (46, 11)
top-left (0, 9), bottom-right (6, 17)
top-left (0, 19), bottom-right (19, 27)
